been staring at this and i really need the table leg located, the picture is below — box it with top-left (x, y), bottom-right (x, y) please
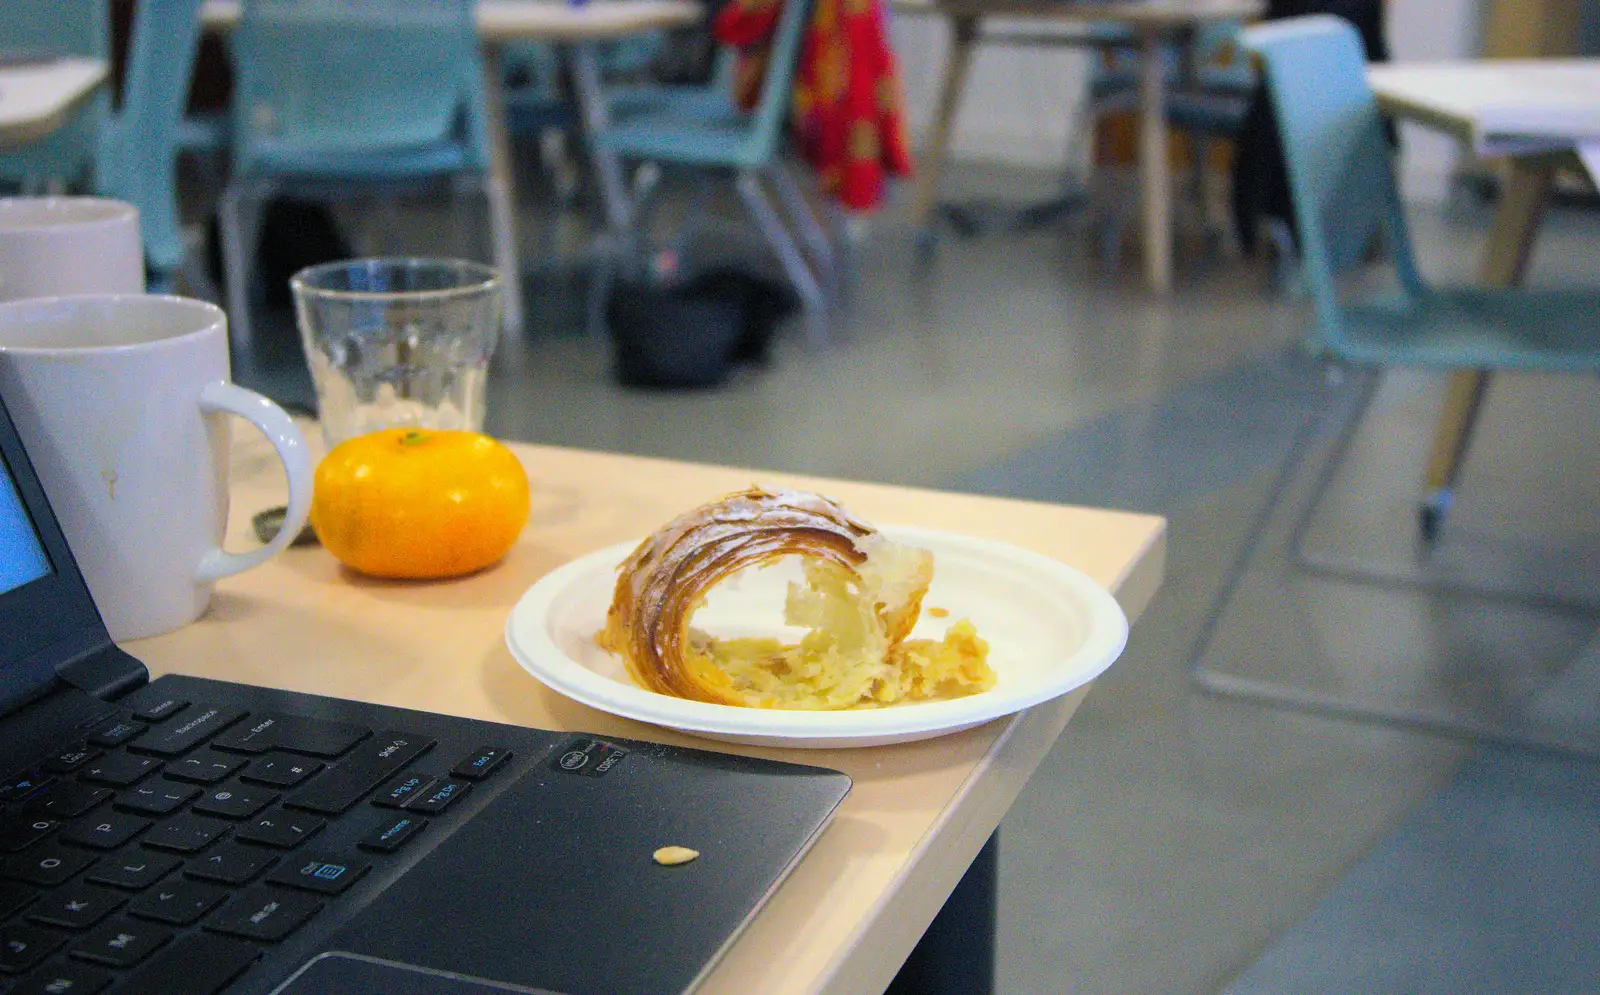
top-left (480, 44), bottom-right (526, 341)
top-left (1418, 155), bottom-right (1555, 538)
top-left (1137, 25), bottom-right (1173, 294)
top-left (568, 42), bottom-right (635, 261)
top-left (885, 831), bottom-right (998, 995)
top-left (912, 14), bottom-right (979, 251)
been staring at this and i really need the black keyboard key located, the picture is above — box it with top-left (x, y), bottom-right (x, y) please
top-left (127, 879), bottom-right (229, 925)
top-left (119, 932), bottom-right (261, 995)
top-left (128, 707), bottom-right (247, 758)
top-left (358, 814), bottom-right (426, 854)
top-left (185, 843), bottom-right (278, 886)
top-left (85, 849), bottom-right (180, 890)
top-left (130, 699), bottom-right (188, 723)
top-left (0, 880), bottom-right (35, 919)
top-left (8, 959), bottom-right (114, 994)
top-left (40, 746), bottom-right (100, 775)
top-left (407, 778), bottom-right (471, 814)
top-left (164, 750), bottom-right (246, 785)
top-left (78, 753), bottom-right (161, 787)
top-left (287, 731), bottom-right (435, 815)
top-left (27, 783), bottom-right (111, 818)
top-left (0, 814), bottom-right (59, 853)
top-left (267, 854), bottom-right (370, 895)
top-left (373, 772), bottom-right (434, 809)
top-left (0, 922), bottom-right (68, 972)
top-left (143, 814), bottom-right (230, 853)
top-left (191, 780), bottom-right (278, 820)
top-left (115, 780), bottom-right (198, 816)
top-left (452, 746), bottom-right (512, 781)
top-left (69, 917), bottom-right (172, 967)
top-left (0, 772), bottom-right (54, 808)
top-left (241, 753), bottom-right (324, 788)
top-left (233, 809), bottom-right (323, 849)
top-left (26, 885), bottom-right (126, 929)
top-left (3, 844), bottom-right (98, 886)
top-left (59, 812), bottom-right (151, 850)
top-left (205, 886), bottom-right (322, 942)
top-left (214, 714), bottom-right (371, 758)
top-left (87, 716), bottom-right (146, 749)
top-left (238, 751), bottom-right (323, 790)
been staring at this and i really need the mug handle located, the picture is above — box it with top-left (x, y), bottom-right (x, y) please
top-left (195, 381), bottom-right (314, 582)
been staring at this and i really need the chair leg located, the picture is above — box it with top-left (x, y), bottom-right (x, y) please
top-left (449, 173), bottom-right (476, 259)
top-left (175, 221), bottom-right (221, 304)
top-left (1419, 370), bottom-right (1489, 543)
top-left (768, 160), bottom-right (839, 302)
top-left (586, 230), bottom-right (616, 340)
top-left (218, 177), bottom-right (267, 359)
top-left (1188, 361), bottom-right (1376, 687)
top-left (483, 171), bottom-right (525, 342)
top-left (735, 170), bottom-right (828, 346)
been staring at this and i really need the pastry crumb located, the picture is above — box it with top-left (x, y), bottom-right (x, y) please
top-left (653, 846), bottom-right (700, 866)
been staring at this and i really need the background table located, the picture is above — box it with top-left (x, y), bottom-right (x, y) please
top-left (892, 0), bottom-right (1262, 295)
top-left (199, 0), bottom-right (703, 338)
top-left (0, 57), bottom-right (107, 151)
top-left (127, 426), bottom-right (1165, 994)
top-left (1369, 59), bottom-right (1600, 515)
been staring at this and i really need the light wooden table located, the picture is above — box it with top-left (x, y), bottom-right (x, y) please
top-left (0, 57), bottom-right (107, 151)
top-left (126, 426), bottom-right (1165, 994)
top-left (199, 0), bottom-right (703, 341)
top-left (893, 0), bottom-right (1262, 295)
top-left (1368, 59), bottom-right (1600, 523)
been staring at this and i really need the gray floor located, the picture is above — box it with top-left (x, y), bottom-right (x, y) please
top-left (227, 157), bottom-right (1600, 995)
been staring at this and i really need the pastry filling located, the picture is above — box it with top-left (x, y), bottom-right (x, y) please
top-left (695, 552), bottom-right (995, 710)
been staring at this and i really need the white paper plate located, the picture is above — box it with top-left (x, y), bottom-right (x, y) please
top-left (504, 526), bottom-right (1129, 748)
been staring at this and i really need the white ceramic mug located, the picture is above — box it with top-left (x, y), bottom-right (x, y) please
top-left (0, 197), bottom-right (145, 302)
top-left (0, 295), bottom-right (312, 641)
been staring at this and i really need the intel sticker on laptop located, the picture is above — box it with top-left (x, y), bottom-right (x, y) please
top-left (551, 738), bottom-right (628, 777)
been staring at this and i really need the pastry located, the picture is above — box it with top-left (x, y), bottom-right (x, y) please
top-left (598, 487), bottom-right (995, 709)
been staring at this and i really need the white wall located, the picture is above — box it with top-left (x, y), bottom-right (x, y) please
top-left (888, 0), bottom-right (1484, 201)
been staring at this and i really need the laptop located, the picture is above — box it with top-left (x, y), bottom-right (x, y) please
top-left (0, 389), bottom-right (851, 995)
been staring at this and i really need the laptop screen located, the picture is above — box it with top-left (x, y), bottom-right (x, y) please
top-left (0, 447), bottom-right (51, 595)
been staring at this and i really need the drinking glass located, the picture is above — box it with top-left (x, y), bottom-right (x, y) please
top-left (291, 258), bottom-right (502, 447)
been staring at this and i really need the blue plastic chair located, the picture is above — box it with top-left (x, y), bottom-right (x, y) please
top-left (94, 0), bottom-right (210, 292)
top-left (1188, 16), bottom-right (1600, 731)
top-left (0, 0), bottom-right (110, 191)
top-left (591, 0), bottom-right (835, 343)
top-left (218, 0), bottom-right (521, 345)
top-left (606, 46), bottom-right (738, 122)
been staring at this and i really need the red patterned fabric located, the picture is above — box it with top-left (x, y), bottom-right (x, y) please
top-left (713, 0), bottom-right (914, 212)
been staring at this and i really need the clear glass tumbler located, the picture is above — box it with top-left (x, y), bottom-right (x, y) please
top-left (291, 258), bottom-right (502, 448)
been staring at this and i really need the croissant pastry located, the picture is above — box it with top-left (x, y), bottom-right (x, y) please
top-left (598, 487), bottom-right (995, 709)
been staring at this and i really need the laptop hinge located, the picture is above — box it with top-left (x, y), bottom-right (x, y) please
top-left (55, 642), bottom-right (149, 703)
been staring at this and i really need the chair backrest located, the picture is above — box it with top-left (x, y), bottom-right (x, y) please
top-left (0, 0), bottom-right (110, 187)
top-left (742, 0), bottom-right (816, 164)
top-left (96, 0), bottom-right (207, 273)
top-left (232, 0), bottom-right (483, 167)
top-left (1241, 16), bottom-right (1424, 342)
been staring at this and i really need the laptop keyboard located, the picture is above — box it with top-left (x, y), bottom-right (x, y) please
top-left (0, 698), bottom-right (514, 994)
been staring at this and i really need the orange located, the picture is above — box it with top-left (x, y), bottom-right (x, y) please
top-left (311, 428), bottom-right (531, 579)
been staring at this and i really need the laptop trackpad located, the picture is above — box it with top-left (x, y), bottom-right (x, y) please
top-left (295, 746), bottom-right (847, 995)
top-left (273, 952), bottom-right (563, 993)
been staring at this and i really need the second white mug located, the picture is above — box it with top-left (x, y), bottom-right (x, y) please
top-left (0, 196), bottom-right (145, 302)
